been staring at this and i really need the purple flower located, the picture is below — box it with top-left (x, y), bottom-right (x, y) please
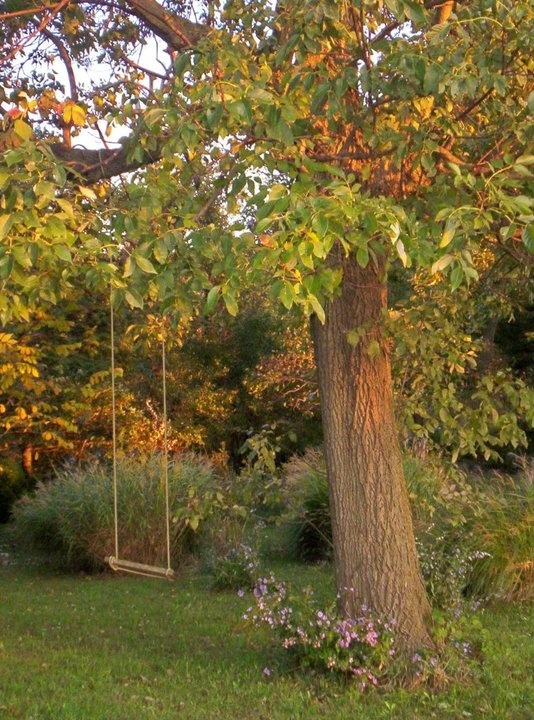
top-left (237, 589), bottom-right (245, 597)
top-left (263, 667), bottom-right (271, 677)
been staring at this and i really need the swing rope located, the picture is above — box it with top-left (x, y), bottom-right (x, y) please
top-left (110, 293), bottom-right (120, 563)
top-left (162, 336), bottom-right (172, 573)
top-left (107, 296), bottom-right (175, 580)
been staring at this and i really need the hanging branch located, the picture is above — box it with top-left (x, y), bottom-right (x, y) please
top-left (41, 29), bottom-right (78, 101)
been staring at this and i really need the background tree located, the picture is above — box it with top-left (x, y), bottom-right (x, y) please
top-left (1, 0), bottom-right (533, 650)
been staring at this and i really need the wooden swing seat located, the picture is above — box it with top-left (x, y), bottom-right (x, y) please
top-left (106, 555), bottom-right (175, 580)
top-left (107, 298), bottom-right (175, 581)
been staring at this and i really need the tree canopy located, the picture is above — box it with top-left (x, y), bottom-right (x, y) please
top-left (1, 0), bottom-right (533, 651)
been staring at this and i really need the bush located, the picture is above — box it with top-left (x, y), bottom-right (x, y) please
top-left (279, 449), bottom-right (534, 604)
top-left (279, 448), bottom-right (332, 562)
top-left (206, 540), bottom-right (260, 591)
top-left (0, 457), bottom-right (33, 524)
top-left (10, 454), bottom-right (224, 571)
top-left (198, 509), bottom-right (263, 591)
top-left (429, 459), bottom-right (534, 603)
top-left (280, 449), bottom-right (442, 563)
top-left (244, 573), bottom-right (396, 690)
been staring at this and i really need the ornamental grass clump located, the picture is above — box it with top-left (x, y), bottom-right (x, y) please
top-left (244, 574), bottom-right (396, 690)
top-left (10, 454), bottom-right (223, 571)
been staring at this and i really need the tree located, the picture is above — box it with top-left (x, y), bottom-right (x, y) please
top-left (1, 0), bottom-right (533, 651)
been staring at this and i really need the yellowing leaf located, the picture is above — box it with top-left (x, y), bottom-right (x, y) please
top-left (431, 254), bottom-right (454, 275)
top-left (78, 186), bottom-right (97, 200)
top-left (308, 294), bottom-right (325, 324)
top-left (396, 240), bottom-right (408, 267)
top-left (413, 96), bottom-right (434, 119)
top-left (70, 104), bottom-right (86, 126)
top-left (439, 221), bottom-right (457, 248)
top-left (135, 255), bottom-right (157, 274)
top-left (13, 118), bottom-right (32, 141)
top-left (63, 102), bottom-right (86, 126)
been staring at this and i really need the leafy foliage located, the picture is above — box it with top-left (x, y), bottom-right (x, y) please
top-left (1, 0), bottom-right (533, 651)
top-left (245, 574), bottom-right (396, 688)
top-left (278, 448), bottom-right (534, 604)
top-left (0, 456), bottom-right (31, 523)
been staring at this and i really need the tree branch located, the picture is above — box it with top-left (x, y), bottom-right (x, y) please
top-left (41, 29), bottom-right (78, 100)
top-left (49, 139), bottom-right (162, 182)
top-left (124, 0), bottom-right (210, 51)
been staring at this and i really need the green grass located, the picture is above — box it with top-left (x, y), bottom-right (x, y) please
top-left (0, 558), bottom-right (532, 720)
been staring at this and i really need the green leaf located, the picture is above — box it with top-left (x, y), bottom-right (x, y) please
top-left (308, 294), bottom-right (325, 324)
top-left (515, 155), bottom-right (534, 166)
top-left (135, 255), bottom-right (157, 274)
top-left (269, 184), bottom-right (287, 200)
top-left (450, 265), bottom-right (463, 290)
top-left (311, 84), bottom-right (330, 114)
top-left (367, 340), bottom-right (381, 358)
top-left (222, 289), bottom-right (238, 317)
top-left (255, 217), bottom-right (274, 233)
top-left (174, 53), bottom-right (191, 76)
top-left (153, 239), bottom-right (168, 264)
top-left (522, 226), bottom-right (534, 253)
top-left (143, 108), bottom-right (167, 128)
top-left (312, 214), bottom-right (329, 238)
top-left (53, 164), bottom-right (66, 186)
top-left (53, 245), bottom-right (72, 262)
top-left (204, 285), bottom-right (221, 313)
top-left (279, 281), bottom-right (294, 310)
top-left (404, 1), bottom-right (426, 24)
top-left (424, 65), bottom-right (442, 94)
top-left (188, 515), bottom-right (200, 531)
top-left (0, 214), bottom-right (13, 240)
top-left (347, 329), bottom-right (363, 347)
top-left (356, 247), bottom-right (369, 268)
top-left (439, 221), bottom-right (457, 248)
top-left (124, 289), bottom-right (144, 309)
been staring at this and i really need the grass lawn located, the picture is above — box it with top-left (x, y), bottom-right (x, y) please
top-left (0, 556), bottom-right (532, 720)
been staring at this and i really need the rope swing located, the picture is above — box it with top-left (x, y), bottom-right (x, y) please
top-left (106, 295), bottom-right (175, 580)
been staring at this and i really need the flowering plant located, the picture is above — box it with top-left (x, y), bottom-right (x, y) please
top-left (207, 542), bottom-right (260, 591)
top-left (244, 574), bottom-right (396, 691)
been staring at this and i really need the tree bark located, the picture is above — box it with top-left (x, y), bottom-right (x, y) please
top-left (311, 251), bottom-right (432, 652)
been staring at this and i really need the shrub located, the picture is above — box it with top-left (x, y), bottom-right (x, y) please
top-left (280, 449), bottom-right (442, 563)
top-left (10, 454), bottom-right (224, 571)
top-left (434, 462), bottom-right (534, 603)
top-left (280, 448), bottom-right (332, 562)
top-left (206, 541), bottom-right (260, 591)
top-left (198, 509), bottom-right (263, 591)
top-left (0, 457), bottom-right (33, 524)
top-left (244, 574), bottom-right (396, 689)
top-left (279, 449), bottom-right (534, 604)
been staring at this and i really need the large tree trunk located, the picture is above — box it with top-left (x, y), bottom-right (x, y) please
top-left (311, 253), bottom-right (432, 652)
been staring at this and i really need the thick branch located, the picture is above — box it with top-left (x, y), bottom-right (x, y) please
top-left (49, 139), bottom-right (162, 182)
top-left (125, 0), bottom-right (210, 51)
